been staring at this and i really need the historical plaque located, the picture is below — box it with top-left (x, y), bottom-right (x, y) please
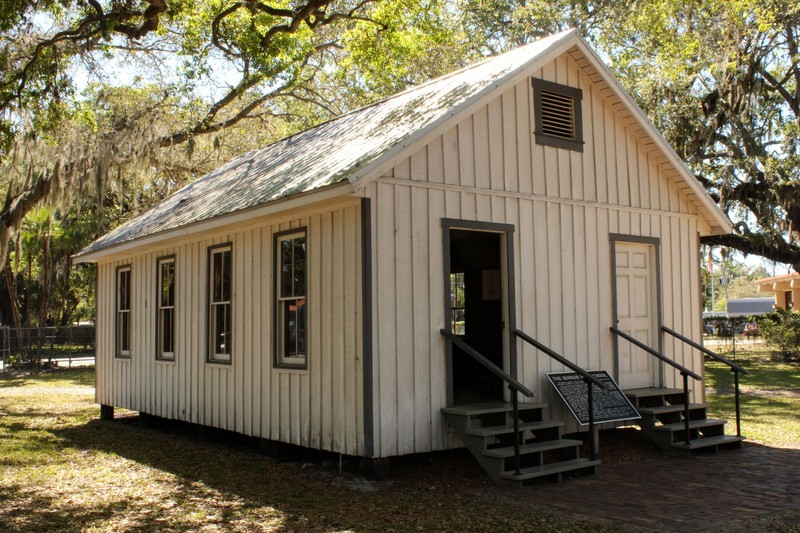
top-left (546, 371), bottom-right (639, 426)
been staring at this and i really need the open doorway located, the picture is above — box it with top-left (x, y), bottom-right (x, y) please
top-left (446, 227), bottom-right (510, 405)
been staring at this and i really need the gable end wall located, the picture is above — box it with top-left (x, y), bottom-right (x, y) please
top-left (367, 52), bottom-right (704, 457)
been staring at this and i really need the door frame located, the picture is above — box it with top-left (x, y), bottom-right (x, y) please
top-left (609, 233), bottom-right (663, 388)
top-left (442, 218), bottom-right (517, 406)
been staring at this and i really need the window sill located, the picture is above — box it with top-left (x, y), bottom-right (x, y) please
top-left (274, 364), bottom-right (309, 374)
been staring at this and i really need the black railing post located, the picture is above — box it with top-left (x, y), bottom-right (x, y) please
top-left (661, 325), bottom-right (749, 439)
top-left (587, 378), bottom-right (596, 461)
top-left (682, 372), bottom-right (691, 446)
top-left (734, 368), bottom-right (742, 437)
top-left (511, 385), bottom-right (521, 476)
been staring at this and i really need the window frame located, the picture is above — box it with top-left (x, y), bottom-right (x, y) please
top-left (207, 243), bottom-right (233, 364)
top-left (273, 228), bottom-right (308, 369)
top-left (115, 265), bottom-right (132, 358)
top-left (531, 77), bottom-right (584, 152)
top-left (156, 255), bottom-right (176, 361)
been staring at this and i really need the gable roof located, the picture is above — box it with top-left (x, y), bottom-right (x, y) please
top-left (76, 29), bottom-right (731, 261)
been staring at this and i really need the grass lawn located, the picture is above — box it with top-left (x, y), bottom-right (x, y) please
top-left (1, 352), bottom-right (798, 532)
top-left (704, 345), bottom-right (800, 449)
top-left (0, 368), bottom-right (620, 532)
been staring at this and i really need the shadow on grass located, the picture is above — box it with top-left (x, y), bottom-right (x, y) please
top-left (39, 411), bottom-right (800, 532)
top-left (0, 367), bottom-right (95, 388)
top-left (47, 416), bottom-right (495, 532)
top-left (0, 481), bottom-right (183, 533)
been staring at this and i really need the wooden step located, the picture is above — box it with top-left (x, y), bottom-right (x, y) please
top-left (624, 388), bottom-right (685, 399)
top-left (465, 420), bottom-right (563, 437)
top-left (483, 438), bottom-right (583, 458)
top-left (654, 418), bottom-right (727, 432)
top-left (638, 403), bottom-right (708, 416)
top-left (671, 435), bottom-right (745, 451)
top-left (499, 458), bottom-right (601, 481)
top-left (441, 402), bottom-right (547, 417)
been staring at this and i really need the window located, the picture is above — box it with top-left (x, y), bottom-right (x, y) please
top-left (450, 272), bottom-right (466, 335)
top-left (208, 244), bottom-right (232, 363)
top-left (275, 230), bottom-right (307, 368)
top-left (157, 256), bottom-right (175, 360)
top-left (116, 265), bottom-right (131, 358)
top-left (532, 78), bottom-right (584, 152)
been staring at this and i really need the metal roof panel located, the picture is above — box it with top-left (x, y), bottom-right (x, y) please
top-left (77, 32), bottom-right (572, 258)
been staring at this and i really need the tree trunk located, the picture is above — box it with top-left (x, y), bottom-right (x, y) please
top-left (3, 261), bottom-right (29, 361)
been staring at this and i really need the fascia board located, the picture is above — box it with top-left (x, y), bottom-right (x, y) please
top-left (572, 37), bottom-right (732, 235)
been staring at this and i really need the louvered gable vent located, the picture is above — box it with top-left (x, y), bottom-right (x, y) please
top-left (540, 90), bottom-right (576, 139)
top-left (532, 78), bottom-right (583, 152)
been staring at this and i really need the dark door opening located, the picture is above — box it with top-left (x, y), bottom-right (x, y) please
top-left (448, 229), bottom-right (506, 405)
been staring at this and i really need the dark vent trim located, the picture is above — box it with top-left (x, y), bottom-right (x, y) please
top-left (532, 78), bottom-right (584, 152)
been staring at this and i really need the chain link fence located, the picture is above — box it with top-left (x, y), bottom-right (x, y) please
top-left (0, 325), bottom-right (95, 369)
top-left (702, 316), bottom-right (766, 358)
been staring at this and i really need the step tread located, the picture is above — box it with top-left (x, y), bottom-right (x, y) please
top-left (483, 438), bottom-right (583, 458)
top-left (499, 458), bottom-right (601, 481)
top-left (654, 418), bottom-right (728, 432)
top-left (671, 435), bottom-right (745, 450)
top-left (441, 402), bottom-right (547, 417)
top-left (624, 388), bottom-right (686, 399)
top-left (638, 403), bottom-right (708, 415)
top-left (465, 420), bottom-right (563, 437)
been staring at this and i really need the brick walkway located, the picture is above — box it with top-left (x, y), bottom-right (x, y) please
top-left (513, 443), bottom-right (800, 532)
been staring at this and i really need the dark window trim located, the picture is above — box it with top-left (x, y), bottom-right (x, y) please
top-left (361, 198), bottom-right (374, 457)
top-left (206, 243), bottom-right (233, 365)
top-left (115, 264), bottom-right (132, 359)
top-left (155, 254), bottom-right (176, 362)
top-left (532, 77), bottom-right (584, 152)
top-left (273, 227), bottom-right (309, 370)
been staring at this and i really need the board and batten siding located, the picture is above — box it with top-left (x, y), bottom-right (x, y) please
top-left (367, 51), bottom-right (705, 457)
top-left (95, 199), bottom-right (365, 456)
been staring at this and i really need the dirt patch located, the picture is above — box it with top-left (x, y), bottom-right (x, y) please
top-left (708, 386), bottom-right (800, 398)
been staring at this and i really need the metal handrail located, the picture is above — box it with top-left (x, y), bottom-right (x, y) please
top-left (610, 327), bottom-right (702, 381)
top-left (441, 329), bottom-right (534, 397)
top-left (513, 328), bottom-right (606, 461)
top-left (513, 329), bottom-right (609, 391)
top-left (662, 326), bottom-right (748, 437)
top-left (610, 326), bottom-right (699, 446)
top-left (441, 329), bottom-right (532, 475)
top-left (661, 326), bottom-right (749, 375)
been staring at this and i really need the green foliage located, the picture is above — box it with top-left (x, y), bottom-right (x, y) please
top-left (757, 309), bottom-right (800, 360)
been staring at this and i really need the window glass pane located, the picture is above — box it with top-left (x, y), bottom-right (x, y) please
top-left (281, 239), bottom-right (293, 297)
top-left (293, 237), bottom-right (306, 297)
top-left (280, 298), bottom-right (307, 359)
top-left (119, 270), bottom-right (130, 311)
top-left (120, 313), bottom-right (130, 352)
top-left (213, 303), bottom-right (231, 355)
top-left (295, 298), bottom-right (306, 356)
top-left (450, 272), bottom-right (466, 335)
top-left (161, 261), bottom-right (174, 307)
top-left (221, 250), bottom-right (231, 302)
top-left (212, 251), bottom-right (223, 302)
top-left (160, 308), bottom-right (174, 355)
top-left (282, 300), bottom-right (294, 357)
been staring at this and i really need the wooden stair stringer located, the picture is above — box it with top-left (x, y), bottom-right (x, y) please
top-left (441, 401), bottom-right (599, 485)
top-left (624, 387), bottom-right (744, 453)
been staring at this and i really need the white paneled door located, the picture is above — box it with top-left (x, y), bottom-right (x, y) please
top-left (614, 242), bottom-right (658, 389)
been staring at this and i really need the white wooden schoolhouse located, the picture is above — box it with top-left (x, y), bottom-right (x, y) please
top-left (76, 29), bottom-right (743, 483)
